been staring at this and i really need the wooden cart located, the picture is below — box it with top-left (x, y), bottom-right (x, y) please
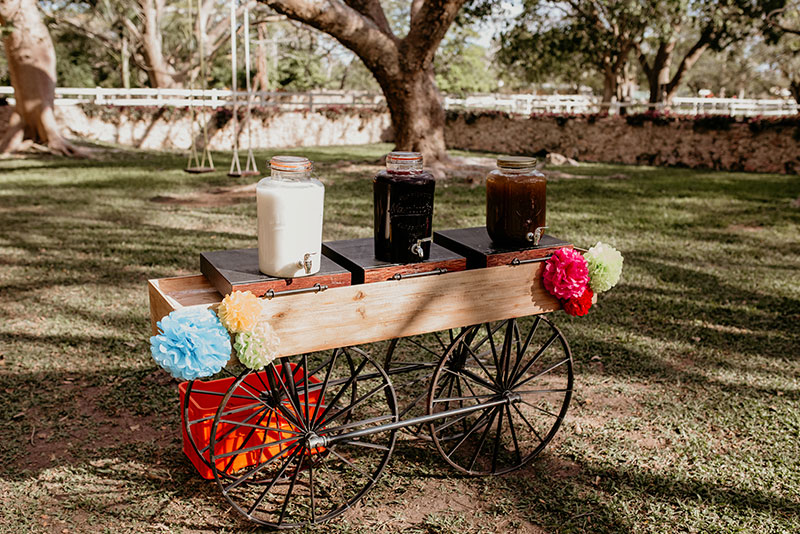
top-left (148, 228), bottom-right (576, 529)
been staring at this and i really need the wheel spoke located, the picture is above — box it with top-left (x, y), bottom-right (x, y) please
top-left (199, 405), bottom-right (269, 455)
top-left (311, 349), bottom-right (338, 430)
top-left (213, 434), bottom-right (302, 460)
top-left (277, 452), bottom-right (303, 526)
top-left (432, 330), bottom-right (449, 351)
top-left (446, 406), bottom-right (494, 458)
top-left (337, 439), bottom-right (391, 451)
top-left (320, 381), bottom-right (388, 428)
top-left (505, 405), bottom-right (522, 465)
top-left (485, 323), bottom-right (501, 376)
top-left (317, 358), bottom-right (369, 423)
top-left (519, 398), bottom-right (563, 420)
top-left (303, 354), bottom-right (310, 426)
top-left (221, 408), bottom-right (270, 476)
top-left (510, 332), bottom-right (559, 386)
top-left (320, 414), bottom-right (396, 436)
top-left (511, 402), bottom-right (545, 443)
top-left (225, 443), bottom-right (298, 493)
top-left (442, 365), bottom-right (497, 392)
top-left (406, 336), bottom-right (443, 357)
top-left (432, 393), bottom-right (500, 403)
top-left (326, 447), bottom-right (378, 483)
top-left (513, 357), bottom-right (570, 390)
top-left (468, 407), bottom-right (498, 472)
top-left (491, 405), bottom-right (505, 473)
top-left (461, 342), bottom-right (501, 389)
top-left (217, 419), bottom-right (303, 434)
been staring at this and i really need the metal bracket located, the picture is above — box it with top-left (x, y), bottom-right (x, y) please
top-left (390, 268), bottom-right (448, 281)
top-left (510, 255), bottom-right (552, 266)
top-left (262, 283), bottom-right (328, 299)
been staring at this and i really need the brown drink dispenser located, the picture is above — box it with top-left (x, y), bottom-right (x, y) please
top-left (486, 156), bottom-right (547, 246)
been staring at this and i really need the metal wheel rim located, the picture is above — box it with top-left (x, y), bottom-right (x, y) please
top-left (208, 348), bottom-right (398, 528)
top-left (427, 316), bottom-right (573, 475)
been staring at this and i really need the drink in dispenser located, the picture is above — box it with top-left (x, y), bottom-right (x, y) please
top-left (486, 156), bottom-right (547, 246)
top-left (373, 152), bottom-right (436, 263)
top-left (257, 156), bottom-right (324, 278)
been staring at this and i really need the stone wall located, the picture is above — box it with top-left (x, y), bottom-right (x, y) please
top-left (48, 105), bottom-right (393, 151)
top-left (444, 112), bottom-right (800, 174)
top-left (3, 104), bottom-right (798, 173)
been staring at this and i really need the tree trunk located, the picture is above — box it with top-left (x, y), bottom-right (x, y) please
top-left (601, 67), bottom-right (617, 104)
top-left (139, 0), bottom-right (179, 88)
top-left (379, 66), bottom-right (447, 162)
top-left (791, 80), bottom-right (800, 105)
top-left (0, 0), bottom-right (83, 155)
top-left (261, 0), bottom-right (465, 164)
top-left (252, 22), bottom-right (271, 92)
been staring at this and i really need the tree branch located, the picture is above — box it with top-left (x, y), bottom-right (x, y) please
top-left (260, 0), bottom-right (399, 75)
top-left (343, 0), bottom-right (393, 36)
top-left (666, 30), bottom-right (711, 96)
top-left (402, 0), bottom-right (468, 69)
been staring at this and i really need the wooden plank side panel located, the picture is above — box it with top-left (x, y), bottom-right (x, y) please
top-left (261, 262), bottom-right (560, 357)
top-left (148, 275), bottom-right (222, 334)
top-left (148, 264), bottom-right (561, 357)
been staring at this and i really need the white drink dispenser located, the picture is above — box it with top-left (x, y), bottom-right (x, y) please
top-left (257, 156), bottom-right (324, 278)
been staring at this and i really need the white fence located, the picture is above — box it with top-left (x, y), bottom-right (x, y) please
top-left (0, 87), bottom-right (797, 116)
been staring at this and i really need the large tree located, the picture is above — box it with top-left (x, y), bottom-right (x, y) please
top-left (258, 0), bottom-right (469, 162)
top-left (636, 0), bottom-right (787, 104)
top-left (498, 0), bottom-right (650, 104)
top-left (0, 0), bottom-right (81, 155)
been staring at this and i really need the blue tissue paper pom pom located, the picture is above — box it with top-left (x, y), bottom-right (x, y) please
top-left (150, 307), bottom-right (231, 381)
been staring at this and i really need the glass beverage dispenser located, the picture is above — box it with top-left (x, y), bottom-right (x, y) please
top-left (373, 152), bottom-right (436, 263)
top-left (257, 156), bottom-right (325, 278)
top-left (486, 156), bottom-right (547, 246)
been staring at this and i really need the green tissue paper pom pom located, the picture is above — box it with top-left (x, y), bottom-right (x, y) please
top-left (584, 242), bottom-right (623, 293)
top-left (234, 323), bottom-right (281, 370)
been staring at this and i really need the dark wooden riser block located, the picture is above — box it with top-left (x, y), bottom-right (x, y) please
top-left (201, 248), bottom-right (351, 297)
top-left (322, 238), bottom-right (466, 284)
top-left (434, 227), bottom-right (572, 269)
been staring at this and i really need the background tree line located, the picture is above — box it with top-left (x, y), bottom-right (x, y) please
top-left (0, 0), bottom-right (797, 158)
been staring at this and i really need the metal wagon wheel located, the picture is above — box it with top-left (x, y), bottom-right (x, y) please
top-left (427, 316), bottom-right (573, 475)
top-left (382, 329), bottom-right (460, 439)
top-left (182, 350), bottom-right (356, 482)
top-left (209, 347), bottom-right (398, 528)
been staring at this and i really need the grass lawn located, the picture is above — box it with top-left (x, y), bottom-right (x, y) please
top-left (0, 143), bottom-right (798, 533)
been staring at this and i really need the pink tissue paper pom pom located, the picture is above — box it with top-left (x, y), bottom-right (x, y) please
top-left (542, 247), bottom-right (590, 301)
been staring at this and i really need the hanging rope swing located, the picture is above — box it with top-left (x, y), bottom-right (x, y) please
top-left (227, 0), bottom-right (259, 177)
top-left (242, 4), bottom-right (259, 176)
top-left (185, 0), bottom-right (215, 174)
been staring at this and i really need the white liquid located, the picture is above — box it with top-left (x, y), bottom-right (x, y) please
top-left (257, 177), bottom-right (325, 278)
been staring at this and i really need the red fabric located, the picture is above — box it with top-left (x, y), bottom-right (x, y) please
top-left (563, 287), bottom-right (593, 317)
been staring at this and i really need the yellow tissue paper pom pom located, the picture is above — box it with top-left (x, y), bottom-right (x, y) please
top-left (217, 291), bottom-right (262, 333)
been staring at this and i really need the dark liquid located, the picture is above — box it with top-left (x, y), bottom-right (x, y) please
top-left (373, 170), bottom-right (436, 263)
top-left (486, 172), bottom-right (546, 245)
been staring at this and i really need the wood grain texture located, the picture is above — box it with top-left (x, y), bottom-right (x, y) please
top-left (148, 263), bottom-right (562, 358)
top-left (323, 238), bottom-right (466, 284)
top-left (434, 227), bottom-right (571, 269)
top-left (201, 248), bottom-right (351, 297)
top-left (148, 275), bottom-right (222, 335)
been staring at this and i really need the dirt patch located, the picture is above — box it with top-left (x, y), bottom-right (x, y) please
top-left (150, 183), bottom-right (256, 208)
top-left (22, 377), bottom-right (175, 472)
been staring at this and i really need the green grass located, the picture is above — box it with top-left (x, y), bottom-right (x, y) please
top-left (0, 143), bottom-right (798, 533)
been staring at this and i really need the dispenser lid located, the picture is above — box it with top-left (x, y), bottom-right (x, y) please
top-left (497, 156), bottom-right (536, 169)
top-left (270, 155), bottom-right (313, 172)
top-left (387, 151), bottom-right (423, 164)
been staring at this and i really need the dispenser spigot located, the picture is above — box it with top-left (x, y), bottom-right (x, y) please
top-left (526, 226), bottom-right (548, 246)
top-left (299, 253), bottom-right (314, 274)
top-left (410, 237), bottom-right (432, 259)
